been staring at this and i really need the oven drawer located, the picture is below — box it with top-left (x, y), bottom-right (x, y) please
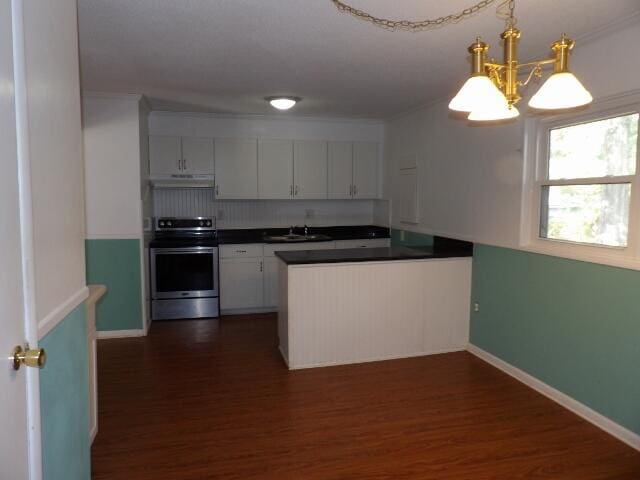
top-left (220, 243), bottom-right (263, 258)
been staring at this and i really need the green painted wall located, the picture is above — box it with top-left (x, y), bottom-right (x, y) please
top-left (390, 228), bottom-right (434, 247)
top-left (471, 244), bottom-right (640, 435)
top-left (40, 304), bottom-right (90, 480)
top-left (85, 239), bottom-right (143, 331)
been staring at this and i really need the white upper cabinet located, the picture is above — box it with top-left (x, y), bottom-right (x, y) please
top-left (353, 142), bottom-right (379, 199)
top-left (181, 137), bottom-right (213, 175)
top-left (328, 141), bottom-right (353, 199)
top-left (328, 141), bottom-right (380, 199)
top-left (215, 139), bottom-right (258, 199)
top-left (149, 136), bottom-right (182, 176)
top-left (258, 139), bottom-right (294, 199)
top-left (149, 135), bottom-right (213, 177)
top-left (294, 140), bottom-right (328, 199)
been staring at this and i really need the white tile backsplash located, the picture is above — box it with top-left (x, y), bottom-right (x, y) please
top-left (153, 188), bottom-right (380, 228)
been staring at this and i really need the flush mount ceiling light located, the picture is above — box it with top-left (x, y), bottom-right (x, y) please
top-left (266, 96), bottom-right (301, 111)
top-left (332, 0), bottom-right (593, 123)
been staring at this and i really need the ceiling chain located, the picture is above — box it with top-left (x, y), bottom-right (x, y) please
top-left (331, 0), bottom-right (498, 31)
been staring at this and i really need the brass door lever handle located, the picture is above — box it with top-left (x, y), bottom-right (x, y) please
top-left (12, 345), bottom-right (46, 371)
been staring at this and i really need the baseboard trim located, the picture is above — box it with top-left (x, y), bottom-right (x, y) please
top-left (38, 286), bottom-right (90, 339)
top-left (97, 329), bottom-right (146, 339)
top-left (288, 347), bottom-right (466, 370)
top-left (467, 343), bottom-right (640, 452)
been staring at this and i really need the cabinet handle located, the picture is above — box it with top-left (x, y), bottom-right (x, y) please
top-left (353, 185), bottom-right (358, 196)
top-left (289, 185), bottom-right (293, 196)
top-left (178, 159), bottom-right (182, 171)
top-left (349, 185), bottom-right (353, 196)
top-left (183, 158), bottom-right (187, 171)
top-left (236, 250), bottom-right (247, 253)
top-left (294, 185), bottom-right (299, 195)
top-left (215, 185), bottom-right (219, 196)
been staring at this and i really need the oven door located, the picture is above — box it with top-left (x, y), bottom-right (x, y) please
top-left (151, 247), bottom-right (219, 300)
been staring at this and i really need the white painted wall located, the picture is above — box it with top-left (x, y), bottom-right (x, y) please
top-left (83, 94), bottom-right (145, 239)
top-left (149, 111), bottom-right (384, 143)
top-left (23, 0), bottom-right (87, 325)
top-left (385, 16), bottom-right (640, 249)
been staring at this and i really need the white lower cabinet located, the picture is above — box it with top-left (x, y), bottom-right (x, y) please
top-left (220, 245), bottom-right (265, 311)
top-left (220, 239), bottom-right (389, 312)
top-left (263, 257), bottom-right (280, 308)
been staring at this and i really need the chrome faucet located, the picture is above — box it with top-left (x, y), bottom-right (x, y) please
top-left (289, 225), bottom-right (295, 235)
top-left (304, 224), bottom-right (309, 236)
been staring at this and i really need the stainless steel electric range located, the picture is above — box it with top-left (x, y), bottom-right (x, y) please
top-left (150, 217), bottom-right (219, 320)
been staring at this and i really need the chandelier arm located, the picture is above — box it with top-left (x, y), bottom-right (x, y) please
top-left (517, 59), bottom-right (555, 69)
top-left (331, 0), bottom-right (498, 31)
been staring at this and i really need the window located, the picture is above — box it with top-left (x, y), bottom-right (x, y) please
top-left (524, 93), bottom-right (640, 267)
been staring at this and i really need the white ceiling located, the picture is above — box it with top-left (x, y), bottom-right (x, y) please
top-left (77, 0), bottom-right (640, 118)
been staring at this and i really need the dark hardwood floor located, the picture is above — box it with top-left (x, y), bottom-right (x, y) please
top-left (92, 314), bottom-right (640, 479)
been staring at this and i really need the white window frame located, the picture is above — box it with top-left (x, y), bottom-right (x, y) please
top-left (521, 90), bottom-right (640, 270)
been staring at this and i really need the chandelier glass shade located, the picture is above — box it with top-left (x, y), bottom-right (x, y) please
top-left (528, 72), bottom-right (593, 110)
top-left (450, 26), bottom-right (593, 122)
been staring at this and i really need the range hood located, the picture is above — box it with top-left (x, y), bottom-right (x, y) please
top-left (150, 175), bottom-right (215, 189)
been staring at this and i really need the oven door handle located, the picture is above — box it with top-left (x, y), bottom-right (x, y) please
top-left (151, 247), bottom-right (216, 255)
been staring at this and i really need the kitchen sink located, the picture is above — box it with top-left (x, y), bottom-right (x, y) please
top-left (263, 234), bottom-right (331, 243)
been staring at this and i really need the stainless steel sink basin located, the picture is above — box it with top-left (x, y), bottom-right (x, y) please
top-left (263, 234), bottom-right (331, 243)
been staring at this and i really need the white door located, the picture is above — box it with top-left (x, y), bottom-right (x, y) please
top-left (1, 3), bottom-right (38, 478)
top-left (328, 141), bottom-right (354, 199)
top-left (215, 139), bottom-right (258, 199)
top-left (181, 137), bottom-right (214, 175)
top-left (149, 135), bottom-right (182, 176)
top-left (294, 140), bottom-right (328, 199)
top-left (220, 257), bottom-right (264, 310)
top-left (353, 142), bottom-right (379, 199)
top-left (258, 139), bottom-right (294, 199)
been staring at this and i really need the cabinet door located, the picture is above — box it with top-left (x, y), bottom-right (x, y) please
top-left (215, 139), bottom-right (258, 199)
top-left (149, 135), bottom-right (182, 176)
top-left (328, 141), bottom-right (353, 199)
top-left (353, 142), bottom-right (379, 199)
top-left (294, 140), bottom-right (327, 199)
top-left (258, 139), bottom-right (294, 199)
top-left (220, 257), bottom-right (264, 310)
top-left (181, 137), bottom-right (213, 175)
top-left (263, 257), bottom-right (279, 308)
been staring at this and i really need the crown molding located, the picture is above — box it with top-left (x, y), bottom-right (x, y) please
top-left (148, 110), bottom-right (384, 126)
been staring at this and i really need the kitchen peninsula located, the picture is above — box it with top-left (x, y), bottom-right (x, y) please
top-left (276, 238), bottom-right (473, 369)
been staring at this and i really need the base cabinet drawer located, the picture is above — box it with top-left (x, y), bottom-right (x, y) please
top-left (334, 238), bottom-right (390, 249)
top-left (220, 243), bottom-right (264, 259)
top-left (220, 257), bottom-right (264, 310)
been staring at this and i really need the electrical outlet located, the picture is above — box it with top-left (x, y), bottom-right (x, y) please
top-left (473, 302), bottom-right (480, 313)
top-left (305, 209), bottom-right (315, 219)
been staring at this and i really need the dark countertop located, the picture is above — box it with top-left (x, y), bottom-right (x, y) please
top-left (274, 245), bottom-right (473, 265)
top-left (217, 225), bottom-right (389, 245)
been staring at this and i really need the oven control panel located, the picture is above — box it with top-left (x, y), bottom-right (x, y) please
top-left (155, 217), bottom-right (215, 231)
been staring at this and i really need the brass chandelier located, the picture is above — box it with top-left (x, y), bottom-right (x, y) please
top-left (332, 0), bottom-right (593, 122)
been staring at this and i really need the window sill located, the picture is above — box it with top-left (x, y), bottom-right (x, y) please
top-left (518, 240), bottom-right (640, 272)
